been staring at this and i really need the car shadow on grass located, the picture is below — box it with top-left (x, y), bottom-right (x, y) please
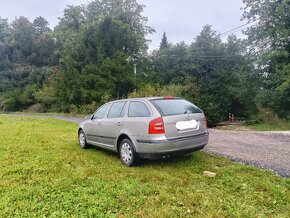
top-left (84, 144), bottom-right (206, 167)
top-left (139, 154), bottom-right (195, 167)
top-left (85, 144), bottom-right (118, 158)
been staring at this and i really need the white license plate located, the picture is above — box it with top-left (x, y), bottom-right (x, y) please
top-left (176, 120), bottom-right (198, 130)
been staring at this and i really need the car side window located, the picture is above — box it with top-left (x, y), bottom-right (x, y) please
top-left (128, 101), bottom-right (150, 117)
top-left (93, 104), bottom-right (111, 119)
top-left (107, 102), bottom-right (126, 118)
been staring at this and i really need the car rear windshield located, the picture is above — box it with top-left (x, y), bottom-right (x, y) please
top-left (150, 99), bottom-right (202, 116)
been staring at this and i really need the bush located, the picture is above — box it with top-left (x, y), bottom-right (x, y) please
top-left (128, 82), bottom-right (227, 126)
top-left (25, 103), bottom-right (46, 113)
top-left (2, 97), bottom-right (19, 111)
top-left (257, 107), bottom-right (281, 125)
top-left (128, 84), bottom-right (188, 98)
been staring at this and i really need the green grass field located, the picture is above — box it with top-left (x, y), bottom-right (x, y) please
top-left (248, 121), bottom-right (290, 131)
top-left (4, 111), bottom-right (87, 118)
top-left (0, 115), bottom-right (289, 217)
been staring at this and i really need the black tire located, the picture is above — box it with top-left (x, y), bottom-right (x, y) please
top-left (119, 138), bottom-right (138, 167)
top-left (78, 130), bottom-right (89, 149)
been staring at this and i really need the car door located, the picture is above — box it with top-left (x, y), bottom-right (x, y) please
top-left (85, 103), bottom-right (111, 145)
top-left (150, 98), bottom-right (206, 139)
top-left (101, 101), bottom-right (127, 147)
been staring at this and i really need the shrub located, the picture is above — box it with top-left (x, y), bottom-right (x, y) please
top-left (257, 107), bottom-right (281, 125)
top-left (128, 82), bottom-right (226, 126)
top-left (128, 84), bottom-right (187, 98)
top-left (25, 103), bottom-right (46, 113)
top-left (2, 97), bottom-right (19, 111)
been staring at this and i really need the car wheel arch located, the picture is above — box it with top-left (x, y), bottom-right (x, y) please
top-left (78, 128), bottom-right (84, 134)
top-left (117, 134), bottom-right (133, 152)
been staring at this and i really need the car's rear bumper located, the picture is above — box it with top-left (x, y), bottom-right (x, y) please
top-left (137, 144), bottom-right (206, 159)
top-left (135, 131), bottom-right (209, 159)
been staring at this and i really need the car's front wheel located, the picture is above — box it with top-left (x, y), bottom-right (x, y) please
top-left (119, 139), bottom-right (138, 167)
top-left (78, 130), bottom-right (89, 149)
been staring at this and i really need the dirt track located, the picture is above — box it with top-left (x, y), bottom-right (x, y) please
top-left (5, 114), bottom-right (290, 177)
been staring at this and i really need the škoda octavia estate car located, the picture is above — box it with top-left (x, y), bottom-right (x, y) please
top-left (78, 97), bottom-right (209, 166)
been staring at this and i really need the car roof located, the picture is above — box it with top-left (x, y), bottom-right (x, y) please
top-left (108, 96), bottom-right (182, 103)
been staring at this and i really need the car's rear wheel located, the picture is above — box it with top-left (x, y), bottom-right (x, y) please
top-left (119, 139), bottom-right (138, 167)
top-left (78, 130), bottom-right (88, 149)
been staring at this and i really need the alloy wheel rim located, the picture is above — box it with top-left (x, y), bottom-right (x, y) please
top-left (121, 143), bottom-right (132, 164)
top-left (79, 132), bottom-right (86, 147)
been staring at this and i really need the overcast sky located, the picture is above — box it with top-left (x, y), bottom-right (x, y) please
top-left (0, 0), bottom-right (246, 50)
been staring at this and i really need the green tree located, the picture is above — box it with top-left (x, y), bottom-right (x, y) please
top-left (152, 42), bottom-right (190, 84)
top-left (151, 25), bottom-right (258, 124)
top-left (243, 0), bottom-right (290, 118)
top-left (32, 16), bottom-right (50, 36)
top-left (0, 16), bottom-right (58, 112)
top-left (11, 17), bottom-right (34, 63)
top-left (224, 35), bottom-right (259, 117)
top-left (159, 32), bottom-right (169, 50)
top-left (49, 0), bottom-right (153, 112)
top-left (0, 17), bottom-right (12, 71)
top-left (31, 17), bottom-right (58, 67)
top-left (85, 0), bottom-right (154, 53)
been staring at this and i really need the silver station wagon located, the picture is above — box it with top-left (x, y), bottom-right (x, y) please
top-left (78, 97), bottom-right (209, 166)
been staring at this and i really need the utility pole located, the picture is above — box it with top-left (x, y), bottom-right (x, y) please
top-left (133, 63), bottom-right (137, 80)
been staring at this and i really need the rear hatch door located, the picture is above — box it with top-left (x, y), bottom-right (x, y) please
top-left (150, 98), bottom-right (207, 139)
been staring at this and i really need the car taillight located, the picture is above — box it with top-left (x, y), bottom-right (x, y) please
top-left (204, 114), bottom-right (207, 128)
top-left (149, 117), bottom-right (165, 134)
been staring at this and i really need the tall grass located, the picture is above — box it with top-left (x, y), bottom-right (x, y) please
top-left (249, 107), bottom-right (290, 131)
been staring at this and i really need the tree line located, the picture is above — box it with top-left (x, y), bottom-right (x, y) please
top-left (0, 0), bottom-right (289, 125)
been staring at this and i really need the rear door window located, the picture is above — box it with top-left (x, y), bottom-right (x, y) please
top-left (150, 99), bottom-right (202, 116)
top-left (107, 102), bottom-right (126, 118)
top-left (128, 101), bottom-right (150, 117)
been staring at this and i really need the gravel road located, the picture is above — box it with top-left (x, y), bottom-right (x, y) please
top-left (206, 129), bottom-right (290, 177)
top-left (5, 114), bottom-right (290, 177)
